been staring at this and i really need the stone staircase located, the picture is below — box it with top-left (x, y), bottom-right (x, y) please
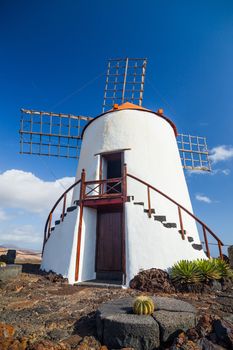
top-left (128, 196), bottom-right (203, 252)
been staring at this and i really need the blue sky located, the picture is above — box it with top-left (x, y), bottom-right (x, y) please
top-left (0, 0), bottom-right (232, 255)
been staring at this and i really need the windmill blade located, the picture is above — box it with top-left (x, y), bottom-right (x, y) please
top-left (19, 109), bottom-right (93, 159)
top-left (103, 57), bottom-right (147, 112)
top-left (177, 133), bottom-right (211, 171)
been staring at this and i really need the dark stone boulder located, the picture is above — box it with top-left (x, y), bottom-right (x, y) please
top-left (6, 250), bottom-right (16, 264)
top-left (153, 296), bottom-right (196, 313)
top-left (129, 268), bottom-right (175, 293)
top-left (216, 293), bottom-right (233, 314)
top-left (103, 313), bottom-right (160, 350)
top-left (213, 319), bottom-right (233, 349)
top-left (97, 297), bottom-right (159, 350)
top-left (153, 310), bottom-right (196, 343)
top-left (97, 296), bottom-right (197, 350)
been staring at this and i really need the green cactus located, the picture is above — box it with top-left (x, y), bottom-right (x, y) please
top-left (133, 296), bottom-right (155, 315)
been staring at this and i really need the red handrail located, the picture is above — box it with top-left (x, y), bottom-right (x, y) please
top-left (42, 178), bottom-right (81, 254)
top-left (126, 173), bottom-right (224, 258)
top-left (42, 168), bottom-right (224, 260)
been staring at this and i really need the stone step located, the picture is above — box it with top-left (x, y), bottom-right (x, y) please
top-left (163, 222), bottom-right (177, 228)
top-left (127, 196), bottom-right (134, 202)
top-left (178, 229), bottom-right (187, 235)
top-left (67, 206), bottom-right (77, 212)
top-left (144, 208), bottom-right (155, 214)
top-left (77, 280), bottom-right (122, 288)
top-left (192, 243), bottom-right (203, 251)
top-left (154, 215), bottom-right (166, 222)
top-left (133, 202), bottom-right (144, 206)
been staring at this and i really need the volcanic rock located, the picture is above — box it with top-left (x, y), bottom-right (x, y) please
top-left (129, 268), bottom-right (175, 293)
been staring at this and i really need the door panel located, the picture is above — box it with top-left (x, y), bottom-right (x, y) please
top-left (96, 210), bottom-right (122, 272)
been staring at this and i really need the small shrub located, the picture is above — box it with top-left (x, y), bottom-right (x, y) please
top-left (170, 260), bottom-right (202, 284)
top-left (170, 258), bottom-right (233, 289)
top-left (196, 259), bottom-right (221, 282)
top-left (212, 258), bottom-right (233, 278)
top-left (133, 296), bottom-right (155, 315)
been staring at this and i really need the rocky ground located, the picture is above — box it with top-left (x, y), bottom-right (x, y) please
top-left (0, 264), bottom-right (233, 349)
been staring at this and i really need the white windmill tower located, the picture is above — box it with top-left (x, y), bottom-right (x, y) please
top-left (20, 58), bottom-right (224, 286)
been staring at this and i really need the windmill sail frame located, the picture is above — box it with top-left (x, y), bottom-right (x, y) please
top-left (102, 57), bottom-right (147, 112)
top-left (19, 109), bottom-right (93, 159)
top-left (177, 133), bottom-right (211, 171)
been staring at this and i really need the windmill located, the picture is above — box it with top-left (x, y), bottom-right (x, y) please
top-left (19, 58), bottom-right (223, 286)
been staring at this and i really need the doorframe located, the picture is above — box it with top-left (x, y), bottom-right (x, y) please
top-left (95, 150), bottom-right (128, 284)
top-left (97, 149), bottom-right (130, 181)
top-left (99, 152), bottom-right (124, 182)
top-left (95, 206), bottom-right (123, 274)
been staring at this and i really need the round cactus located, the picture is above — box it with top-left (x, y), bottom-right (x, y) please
top-left (133, 296), bottom-right (155, 315)
top-left (0, 261), bottom-right (6, 267)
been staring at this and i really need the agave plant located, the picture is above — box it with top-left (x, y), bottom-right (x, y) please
top-left (212, 258), bottom-right (232, 278)
top-left (196, 259), bottom-right (221, 282)
top-left (170, 260), bottom-right (202, 284)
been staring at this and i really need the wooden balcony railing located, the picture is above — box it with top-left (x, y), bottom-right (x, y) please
top-left (84, 177), bottom-right (123, 199)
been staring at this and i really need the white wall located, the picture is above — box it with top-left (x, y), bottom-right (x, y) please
top-left (125, 202), bottom-right (206, 285)
top-left (41, 206), bottom-right (97, 284)
top-left (77, 207), bottom-right (97, 282)
top-left (41, 208), bottom-right (80, 281)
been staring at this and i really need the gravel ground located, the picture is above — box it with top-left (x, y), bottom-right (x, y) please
top-left (0, 264), bottom-right (232, 348)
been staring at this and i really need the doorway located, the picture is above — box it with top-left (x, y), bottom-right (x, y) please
top-left (101, 152), bottom-right (123, 194)
top-left (96, 208), bottom-right (123, 281)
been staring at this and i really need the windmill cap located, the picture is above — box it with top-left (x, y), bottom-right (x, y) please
top-left (109, 102), bottom-right (177, 136)
top-left (82, 102), bottom-right (177, 138)
top-left (112, 102), bottom-right (150, 112)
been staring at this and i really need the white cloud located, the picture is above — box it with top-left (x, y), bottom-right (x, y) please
top-left (0, 208), bottom-right (9, 221)
top-left (187, 168), bottom-right (231, 176)
top-left (195, 194), bottom-right (212, 203)
top-left (0, 169), bottom-right (75, 214)
top-left (222, 169), bottom-right (231, 175)
top-left (209, 145), bottom-right (233, 164)
top-left (0, 224), bottom-right (42, 248)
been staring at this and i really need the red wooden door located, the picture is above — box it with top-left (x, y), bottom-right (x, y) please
top-left (96, 210), bottom-right (122, 273)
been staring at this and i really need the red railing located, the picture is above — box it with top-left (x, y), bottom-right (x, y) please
top-left (84, 177), bottom-right (123, 198)
top-left (43, 165), bottom-right (224, 259)
top-left (126, 172), bottom-right (224, 259)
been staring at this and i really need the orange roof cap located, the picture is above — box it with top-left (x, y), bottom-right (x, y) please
top-left (111, 102), bottom-right (151, 112)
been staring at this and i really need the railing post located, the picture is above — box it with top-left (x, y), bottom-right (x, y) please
top-left (147, 186), bottom-right (152, 218)
top-left (61, 193), bottom-right (67, 222)
top-left (80, 169), bottom-right (86, 201)
top-left (218, 241), bottom-right (223, 260)
top-left (75, 169), bottom-right (86, 281)
top-left (203, 226), bottom-right (210, 258)
top-left (122, 163), bottom-right (127, 200)
top-left (178, 206), bottom-right (185, 240)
